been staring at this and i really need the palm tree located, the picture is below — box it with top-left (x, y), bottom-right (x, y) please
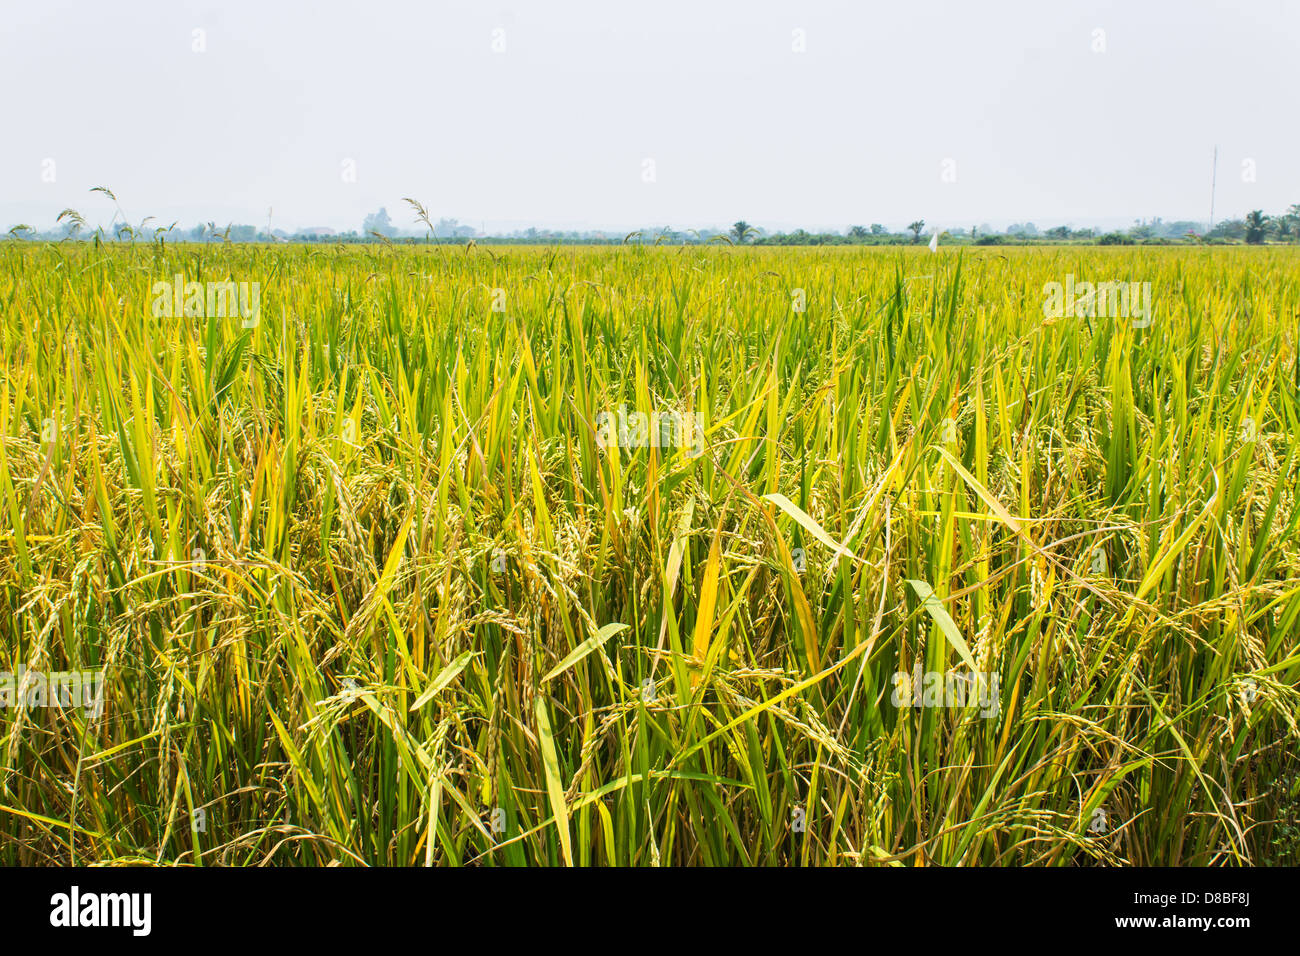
top-left (730, 221), bottom-right (756, 244)
top-left (907, 220), bottom-right (925, 243)
top-left (1244, 210), bottom-right (1268, 245)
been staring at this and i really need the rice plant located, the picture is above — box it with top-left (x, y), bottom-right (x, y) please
top-left (1, 239), bottom-right (1297, 866)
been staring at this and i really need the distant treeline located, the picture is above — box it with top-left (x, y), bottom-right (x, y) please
top-left (7, 205), bottom-right (1298, 246)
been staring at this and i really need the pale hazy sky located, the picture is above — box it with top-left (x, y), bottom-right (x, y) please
top-left (2, 0), bottom-right (1298, 234)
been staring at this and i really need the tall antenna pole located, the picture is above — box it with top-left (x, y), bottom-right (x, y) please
top-left (1209, 146), bottom-right (1218, 232)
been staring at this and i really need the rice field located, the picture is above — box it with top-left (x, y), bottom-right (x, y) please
top-left (1, 239), bottom-right (1298, 866)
